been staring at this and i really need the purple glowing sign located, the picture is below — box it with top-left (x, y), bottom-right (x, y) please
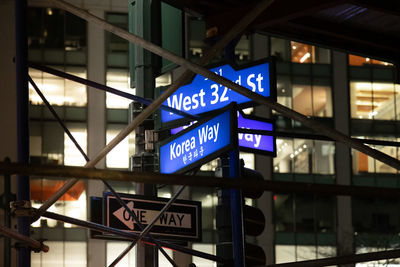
top-left (237, 111), bottom-right (275, 155)
top-left (170, 111), bottom-right (276, 156)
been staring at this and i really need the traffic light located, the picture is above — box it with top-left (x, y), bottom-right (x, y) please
top-left (215, 159), bottom-right (266, 267)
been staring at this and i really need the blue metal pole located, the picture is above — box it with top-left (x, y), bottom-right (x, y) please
top-left (229, 148), bottom-right (246, 267)
top-left (15, 0), bottom-right (30, 266)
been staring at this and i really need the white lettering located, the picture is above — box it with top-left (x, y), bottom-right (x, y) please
top-left (198, 126), bottom-right (208, 145)
top-left (213, 123), bottom-right (219, 142)
top-left (182, 96), bottom-right (191, 111)
top-left (167, 93), bottom-right (183, 114)
top-left (256, 73), bottom-right (264, 92)
top-left (254, 135), bottom-right (261, 148)
top-left (170, 143), bottom-right (176, 160)
top-left (210, 84), bottom-right (219, 104)
top-left (192, 94), bottom-right (199, 109)
top-left (245, 133), bottom-right (253, 142)
top-left (235, 75), bottom-right (241, 85)
top-left (185, 139), bottom-right (190, 152)
top-left (190, 136), bottom-right (196, 149)
top-left (247, 74), bottom-right (256, 92)
top-left (199, 89), bottom-right (206, 107)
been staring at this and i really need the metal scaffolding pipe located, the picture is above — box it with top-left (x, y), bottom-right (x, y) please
top-left (48, 0), bottom-right (400, 172)
top-left (3, 161), bottom-right (400, 199)
top-left (0, 225), bottom-right (49, 253)
top-left (264, 249), bottom-right (400, 267)
top-left (109, 185), bottom-right (186, 266)
top-left (40, 210), bottom-right (225, 263)
top-left (29, 76), bottom-right (176, 266)
top-left (28, 63), bottom-right (199, 120)
top-left (38, 0), bottom-right (275, 215)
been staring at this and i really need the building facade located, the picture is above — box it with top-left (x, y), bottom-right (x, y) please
top-left (1, 0), bottom-right (399, 266)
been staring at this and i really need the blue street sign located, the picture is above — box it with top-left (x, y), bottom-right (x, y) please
top-left (160, 106), bottom-right (236, 174)
top-left (160, 59), bottom-right (276, 125)
top-left (170, 110), bottom-right (276, 156)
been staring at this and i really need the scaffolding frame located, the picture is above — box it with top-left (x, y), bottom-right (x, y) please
top-left (8, 0), bottom-right (400, 266)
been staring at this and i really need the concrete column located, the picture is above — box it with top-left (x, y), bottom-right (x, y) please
top-left (0, 2), bottom-right (18, 267)
top-left (87, 9), bottom-right (106, 267)
top-left (251, 33), bottom-right (275, 265)
top-left (332, 51), bottom-right (354, 266)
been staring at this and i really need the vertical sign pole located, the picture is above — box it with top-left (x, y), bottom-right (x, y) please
top-left (229, 148), bottom-right (246, 267)
top-left (15, 0), bottom-right (30, 266)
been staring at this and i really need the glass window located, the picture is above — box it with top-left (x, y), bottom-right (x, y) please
top-left (274, 139), bottom-right (335, 175)
top-left (28, 7), bottom-right (87, 65)
top-left (31, 179), bottom-right (87, 228)
top-left (32, 241), bottom-right (87, 267)
top-left (276, 75), bottom-right (332, 117)
top-left (106, 68), bottom-right (133, 109)
top-left (29, 67), bottom-right (87, 106)
top-left (271, 37), bottom-right (291, 62)
top-left (291, 41), bottom-right (330, 64)
top-left (274, 193), bottom-right (336, 233)
top-left (349, 54), bottom-right (393, 67)
top-left (192, 243), bottom-right (217, 267)
top-left (106, 241), bottom-right (136, 267)
top-left (351, 137), bottom-right (399, 174)
top-left (276, 245), bottom-right (336, 263)
top-left (235, 35), bottom-right (250, 63)
top-left (188, 18), bottom-right (207, 61)
top-left (353, 197), bottom-right (400, 234)
top-left (106, 124), bottom-right (134, 169)
top-left (64, 124), bottom-right (87, 166)
top-left (350, 81), bottom-right (399, 120)
top-left (159, 249), bottom-right (174, 267)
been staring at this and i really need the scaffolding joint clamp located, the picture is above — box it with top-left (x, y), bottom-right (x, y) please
top-left (10, 201), bottom-right (37, 217)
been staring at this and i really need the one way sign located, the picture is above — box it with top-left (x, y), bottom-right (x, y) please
top-left (104, 192), bottom-right (202, 241)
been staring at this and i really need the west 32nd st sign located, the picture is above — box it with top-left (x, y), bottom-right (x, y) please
top-left (160, 59), bottom-right (276, 125)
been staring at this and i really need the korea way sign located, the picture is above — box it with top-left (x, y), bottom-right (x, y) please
top-left (105, 192), bottom-right (202, 241)
top-left (160, 59), bottom-right (276, 124)
top-left (160, 105), bottom-right (237, 174)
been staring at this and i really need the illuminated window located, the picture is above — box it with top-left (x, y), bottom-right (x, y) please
top-left (64, 125), bottom-right (87, 166)
top-left (31, 184), bottom-right (87, 228)
top-left (159, 249), bottom-right (174, 267)
top-left (351, 137), bottom-right (399, 174)
top-left (32, 241), bottom-right (87, 267)
top-left (276, 245), bottom-right (336, 263)
top-left (192, 244), bottom-right (217, 267)
top-left (274, 138), bottom-right (335, 174)
top-left (106, 125), bottom-right (134, 169)
top-left (350, 82), bottom-right (399, 120)
top-left (106, 68), bottom-right (133, 109)
top-left (277, 76), bottom-right (332, 117)
top-left (291, 41), bottom-right (330, 64)
top-left (29, 67), bottom-right (87, 106)
top-left (349, 54), bottom-right (393, 66)
top-left (107, 242), bottom-right (136, 267)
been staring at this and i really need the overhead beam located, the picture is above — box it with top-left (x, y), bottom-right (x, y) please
top-left (352, 0), bottom-right (400, 17)
top-left (3, 161), bottom-right (400, 199)
top-left (205, 0), bottom-right (348, 37)
top-left (260, 18), bottom-right (399, 62)
top-left (288, 16), bottom-right (400, 53)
